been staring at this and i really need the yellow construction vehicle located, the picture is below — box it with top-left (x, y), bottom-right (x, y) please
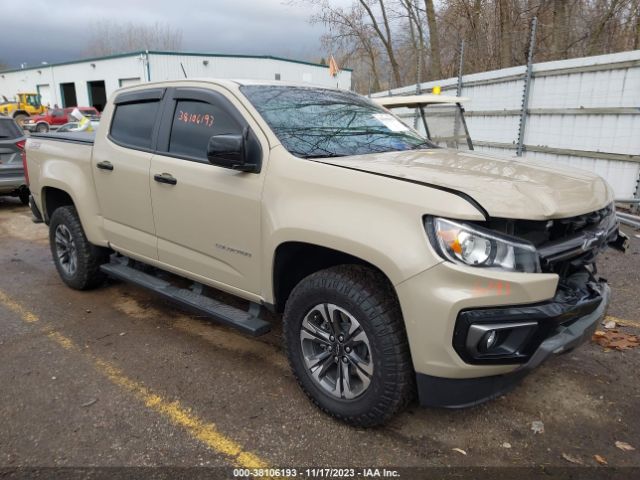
top-left (0, 93), bottom-right (47, 126)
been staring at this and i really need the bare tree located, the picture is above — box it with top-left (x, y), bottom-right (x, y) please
top-left (309, 1), bottom-right (385, 91)
top-left (397, 0), bottom-right (427, 85)
top-left (358, 0), bottom-right (403, 87)
top-left (636, 0), bottom-right (640, 49)
top-left (302, 0), bottom-right (639, 93)
top-left (424, 0), bottom-right (442, 78)
top-left (550, 0), bottom-right (571, 59)
top-left (498, 0), bottom-right (513, 67)
top-left (84, 21), bottom-right (183, 56)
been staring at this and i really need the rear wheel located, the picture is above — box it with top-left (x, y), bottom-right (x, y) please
top-left (283, 265), bottom-right (414, 427)
top-left (49, 206), bottom-right (109, 290)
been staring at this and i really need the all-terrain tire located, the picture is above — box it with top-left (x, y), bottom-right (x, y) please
top-left (49, 206), bottom-right (109, 290)
top-left (283, 265), bottom-right (414, 427)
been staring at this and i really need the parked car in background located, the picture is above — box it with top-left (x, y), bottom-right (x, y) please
top-left (56, 119), bottom-right (100, 133)
top-left (22, 107), bottom-right (100, 133)
top-left (0, 116), bottom-right (29, 205)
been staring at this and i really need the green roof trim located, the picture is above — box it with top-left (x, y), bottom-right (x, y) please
top-left (0, 50), bottom-right (352, 75)
top-left (0, 51), bottom-right (146, 74)
top-left (147, 50), bottom-right (352, 71)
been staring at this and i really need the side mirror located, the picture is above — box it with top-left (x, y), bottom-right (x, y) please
top-left (206, 127), bottom-right (260, 173)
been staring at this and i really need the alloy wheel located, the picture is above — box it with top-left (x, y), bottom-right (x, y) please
top-left (300, 303), bottom-right (373, 400)
top-left (54, 224), bottom-right (78, 276)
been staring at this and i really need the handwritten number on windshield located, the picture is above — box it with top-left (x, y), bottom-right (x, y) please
top-left (177, 110), bottom-right (214, 128)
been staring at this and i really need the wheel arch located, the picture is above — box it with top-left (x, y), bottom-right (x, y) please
top-left (271, 241), bottom-right (399, 313)
top-left (40, 178), bottom-right (109, 247)
top-left (41, 186), bottom-right (75, 222)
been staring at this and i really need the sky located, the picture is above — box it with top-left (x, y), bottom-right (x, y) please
top-left (0, 0), bottom-right (336, 69)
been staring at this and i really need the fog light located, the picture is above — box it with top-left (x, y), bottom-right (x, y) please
top-left (464, 321), bottom-right (538, 360)
top-left (483, 330), bottom-right (498, 350)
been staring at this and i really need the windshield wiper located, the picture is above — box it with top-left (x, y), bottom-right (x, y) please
top-left (299, 153), bottom-right (346, 159)
top-left (410, 140), bottom-right (435, 150)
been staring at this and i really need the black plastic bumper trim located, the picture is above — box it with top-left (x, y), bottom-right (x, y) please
top-left (453, 279), bottom-right (606, 364)
top-left (418, 282), bottom-right (610, 408)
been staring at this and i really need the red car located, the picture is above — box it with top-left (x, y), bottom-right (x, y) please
top-left (22, 107), bottom-right (100, 133)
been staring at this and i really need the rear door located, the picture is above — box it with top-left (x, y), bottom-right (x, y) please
top-left (92, 88), bottom-right (165, 260)
top-left (149, 87), bottom-right (267, 295)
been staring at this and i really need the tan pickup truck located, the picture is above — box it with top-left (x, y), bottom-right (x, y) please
top-left (24, 79), bottom-right (628, 426)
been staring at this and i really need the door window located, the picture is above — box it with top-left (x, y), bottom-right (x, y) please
top-left (168, 99), bottom-right (242, 162)
top-left (110, 100), bottom-right (160, 150)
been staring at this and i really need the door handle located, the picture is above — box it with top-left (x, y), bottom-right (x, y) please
top-left (96, 160), bottom-right (114, 171)
top-left (154, 173), bottom-right (177, 185)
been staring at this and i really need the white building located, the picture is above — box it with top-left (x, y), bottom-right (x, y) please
top-left (0, 50), bottom-right (352, 111)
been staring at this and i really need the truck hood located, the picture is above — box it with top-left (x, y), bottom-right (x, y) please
top-left (320, 149), bottom-right (613, 220)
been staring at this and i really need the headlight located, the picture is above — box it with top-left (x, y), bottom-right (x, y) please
top-left (426, 217), bottom-right (540, 273)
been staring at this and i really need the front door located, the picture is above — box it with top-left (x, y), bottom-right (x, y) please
top-left (149, 87), bottom-right (267, 295)
top-left (92, 88), bottom-right (165, 260)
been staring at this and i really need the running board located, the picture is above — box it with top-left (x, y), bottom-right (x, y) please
top-left (100, 260), bottom-right (271, 336)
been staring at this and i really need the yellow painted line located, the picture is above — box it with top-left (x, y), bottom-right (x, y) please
top-left (0, 289), bottom-right (269, 470)
top-left (0, 290), bottom-right (39, 323)
top-left (94, 357), bottom-right (268, 469)
top-left (605, 315), bottom-right (640, 330)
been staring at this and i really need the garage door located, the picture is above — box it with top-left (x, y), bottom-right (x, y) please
top-left (119, 78), bottom-right (141, 87)
top-left (37, 84), bottom-right (52, 107)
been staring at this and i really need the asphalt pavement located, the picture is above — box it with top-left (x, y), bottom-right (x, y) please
top-left (1, 197), bottom-right (639, 477)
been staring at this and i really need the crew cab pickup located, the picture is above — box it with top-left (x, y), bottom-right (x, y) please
top-left (25, 80), bottom-right (628, 426)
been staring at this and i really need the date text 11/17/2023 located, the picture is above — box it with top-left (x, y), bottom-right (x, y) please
top-left (232, 468), bottom-right (400, 477)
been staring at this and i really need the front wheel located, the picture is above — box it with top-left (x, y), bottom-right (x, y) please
top-left (36, 123), bottom-right (49, 133)
top-left (283, 265), bottom-right (414, 427)
top-left (49, 206), bottom-right (109, 290)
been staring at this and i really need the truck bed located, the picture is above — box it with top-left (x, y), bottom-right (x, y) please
top-left (30, 132), bottom-right (95, 144)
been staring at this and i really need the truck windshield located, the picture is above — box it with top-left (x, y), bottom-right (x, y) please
top-left (240, 85), bottom-right (434, 158)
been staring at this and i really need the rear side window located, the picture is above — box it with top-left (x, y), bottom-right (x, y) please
top-left (110, 100), bottom-right (160, 150)
top-left (0, 118), bottom-right (22, 139)
top-left (168, 100), bottom-right (242, 161)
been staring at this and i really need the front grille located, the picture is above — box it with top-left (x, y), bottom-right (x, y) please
top-left (479, 204), bottom-right (617, 280)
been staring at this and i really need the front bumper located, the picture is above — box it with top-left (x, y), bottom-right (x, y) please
top-left (415, 280), bottom-right (609, 408)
